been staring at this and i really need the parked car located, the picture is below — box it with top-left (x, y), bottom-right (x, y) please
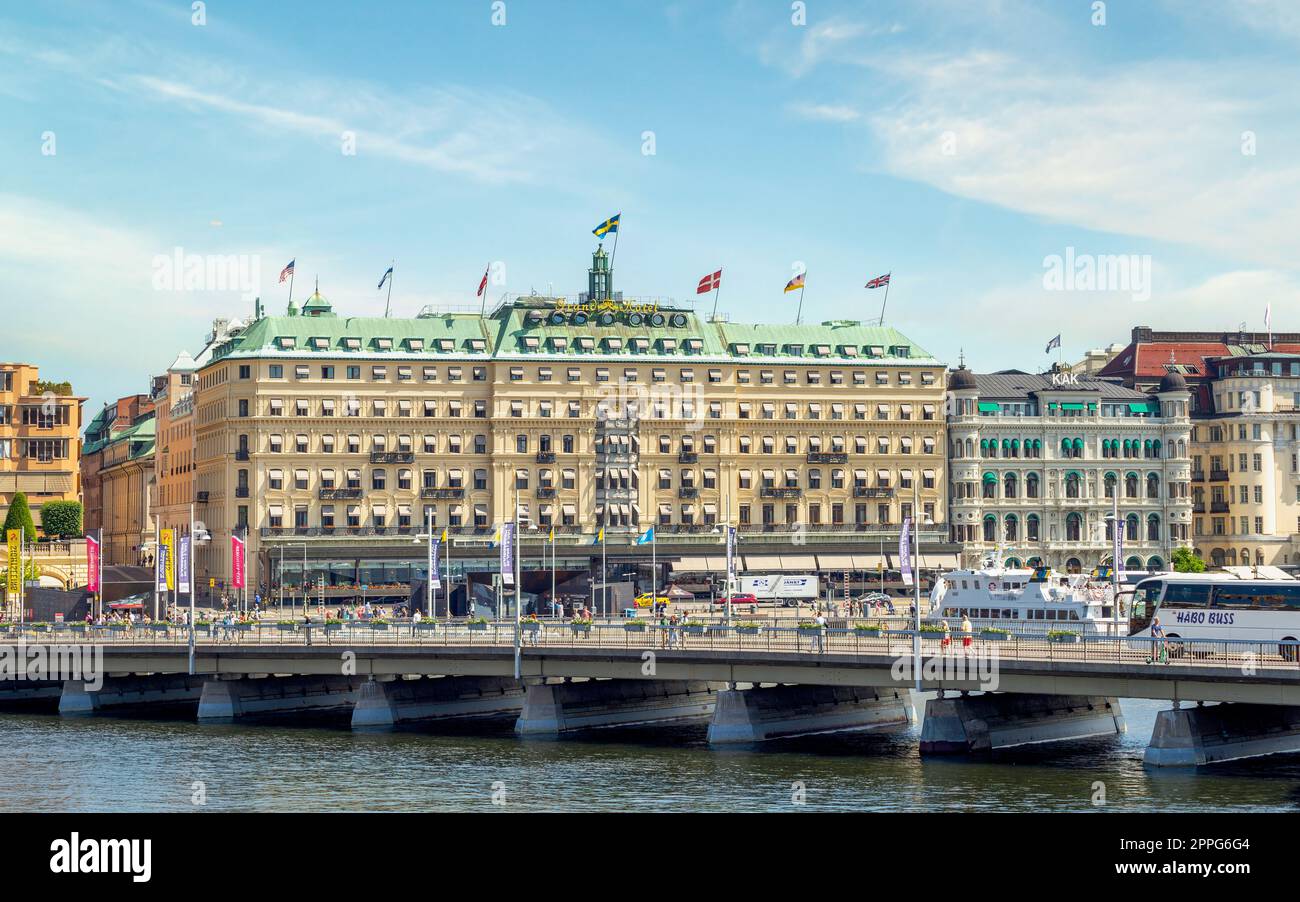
top-left (714, 593), bottom-right (757, 606)
top-left (634, 593), bottom-right (670, 608)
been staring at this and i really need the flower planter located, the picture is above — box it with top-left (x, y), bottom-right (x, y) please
top-left (29, 625), bottom-right (51, 633)
top-left (467, 622), bottom-right (489, 632)
top-left (107, 625), bottom-right (128, 633)
top-left (53, 622), bottom-right (70, 631)
top-left (683, 626), bottom-right (706, 635)
top-left (196, 624), bottom-right (213, 634)
top-left (230, 623), bottom-right (253, 632)
top-left (797, 627), bottom-right (824, 637)
top-left (69, 624), bottom-right (87, 634)
top-left (324, 623), bottom-right (343, 633)
top-left (276, 623), bottom-right (297, 632)
top-left (370, 623), bottom-right (390, 632)
top-left (623, 622), bottom-right (647, 633)
top-left (1048, 634), bottom-right (1080, 644)
top-left (570, 624), bottom-right (592, 635)
top-left (854, 628), bottom-right (883, 638)
top-left (148, 624), bottom-right (170, 633)
top-left (735, 626), bottom-right (761, 635)
top-left (520, 622), bottom-right (542, 632)
top-left (979, 631), bottom-right (1010, 642)
top-left (415, 622), bottom-right (439, 631)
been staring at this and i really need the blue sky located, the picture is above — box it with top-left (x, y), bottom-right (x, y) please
top-left (2, 0), bottom-right (1298, 412)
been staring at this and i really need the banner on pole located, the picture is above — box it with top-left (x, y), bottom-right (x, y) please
top-left (230, 535), bottom-right (246, 589)
top-left (1114, 519), bottom-right (1124, 578)
top-left (431, 537), bottom-right (441, 590)
top-left (725, 526), bottom-right (736, 581)
top-left (86, 534), bottom-right (101, 593)
top-left (178, 535), bottom-right (191, 593)
top-left (160, 529), bottom-right (175, 590)
top-left (500, 523), bottom-right (515, 586)
top-left (900, 518), bottom-right (914, 587)
top-left (5, 529), bottom-right (20, 596)
top-left (156, 544), bottom-right (169, 592)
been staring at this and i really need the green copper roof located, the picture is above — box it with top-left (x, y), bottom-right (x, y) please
top-left (205, 298), bottom-right (940, 367)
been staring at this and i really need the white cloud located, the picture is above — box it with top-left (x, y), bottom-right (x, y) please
top-left (787, 102), bottom-right (861, 123)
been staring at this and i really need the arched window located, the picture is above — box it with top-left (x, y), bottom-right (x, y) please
top-left (1004, 472), bottom-right (1018, 498)
top-left (1146, 473), bottom-right (1159, 499)
top-left (1005, 514), bottom-right (1018, 541)
top-left (1210, 548), bottom-right (1225, 567)
top-left (1126, 513), bottom-right (1139, 541)
top-left (1066, 512), bottom-right (1082, 541)
top-left (1125, 472), bottom-right (1138, 498)
top-left (1065, 557), bottom-right (1082, 574)
top-left (1026, 472), bottom-right (1040, 499)
top-left (982, 472), bottom-right (997, 499)
top-left (983, 515), bottom-right (997, 543)
top-left (1146, 513), bottom-right (1160, 542)
top-left (1104, 472), bottom-right (1117, 499)
top-left (1026, 514), bottom-right (1040, 541)
top-left (1065, 472), bottom-right (1081, 499)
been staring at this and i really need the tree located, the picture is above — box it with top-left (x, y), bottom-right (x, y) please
top-left (1171, 546), bottom-right (1206, 573)
top-left (40, 500), bottom-right (84, 538)
top-left (2, 492), bottom-right (37, 543)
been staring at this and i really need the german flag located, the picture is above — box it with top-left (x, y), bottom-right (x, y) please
top-left (784, 272), bottom-right (805, 293)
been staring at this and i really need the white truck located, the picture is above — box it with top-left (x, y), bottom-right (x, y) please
top-left (739, 574), bottom-right (821, 606)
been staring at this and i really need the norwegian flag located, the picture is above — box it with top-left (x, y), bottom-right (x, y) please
top-left (865, 273), bottom-right (890, 289)
top-left (696, 269), bottom-right (722, 294)
top-left (476, 267), bottom-right (489, 297)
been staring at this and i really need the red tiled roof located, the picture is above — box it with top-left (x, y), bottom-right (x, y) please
top-left (1099, 341), bottom-right (1300, 379)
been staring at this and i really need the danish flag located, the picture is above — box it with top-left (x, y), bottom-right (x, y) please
top-left (696, 269), bottom-right (722, 294)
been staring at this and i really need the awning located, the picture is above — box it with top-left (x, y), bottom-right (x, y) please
top-left (743, 554), bottom-right (784, 570)
top-left (978, 402), bottom-right (1000, 412)
top-left (562, 504), bottom-right (576, 516)
top-left (673, 556), bottom-right (710, 572)
top-left (782, 555), bottom-right (817, 569)
top-left (817, 554), bottom-right (855, 569)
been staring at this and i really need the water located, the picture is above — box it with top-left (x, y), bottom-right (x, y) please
top-left (3, 697), bottom-right (1299, 812)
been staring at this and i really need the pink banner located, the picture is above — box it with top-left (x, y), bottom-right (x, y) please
top-left (86, 534), bottom-right (101, 593)
top-left (231, 535), bottom-right (246, 589)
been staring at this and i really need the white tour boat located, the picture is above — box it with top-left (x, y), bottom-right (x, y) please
top-left (927, 552), bottom-right (1127, 636)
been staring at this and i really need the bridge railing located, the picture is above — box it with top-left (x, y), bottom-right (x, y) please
top-left (4, 621), bottom-right (1298, 672)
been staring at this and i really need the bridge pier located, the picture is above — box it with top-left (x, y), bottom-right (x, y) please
top-left (351, 675), bottom-right (526, 730)
top-left (708, 684), bottom-right (913, 744)
top-left (59, 675), bottom-right (206, 717)
top-left (197, 675), bottom-right (365, 723)
top-left (0, 680), bottom-right (64, 712)
top-left (515, 678), bottom-right (722, 737)
top-left (1145, 703), bottom-right (1300, 767)
top-left (919, 693), bottom-right (1125, 755)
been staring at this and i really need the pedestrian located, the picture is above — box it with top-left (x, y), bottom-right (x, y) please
top-left (1150, 616), bottom-right (1167, 664)
top-left (940, 618), bottom-right (952, 653)
top-left (814, 611), bottom-right (827, 653)
top-left (960, 614), bottom-right (973, 653)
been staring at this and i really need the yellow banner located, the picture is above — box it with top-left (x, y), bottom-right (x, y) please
top-left (5, 529), bottom-right (19, 596)
top-left (161, 529), bottom-right (175, 591)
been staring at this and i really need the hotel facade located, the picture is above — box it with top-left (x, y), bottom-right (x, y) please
top-left (945, 364), bottom-right (1194, 572)
top-left (0, 363), bottom-right (85, 532)
top-left (191, 251), bottom-right (957, 600)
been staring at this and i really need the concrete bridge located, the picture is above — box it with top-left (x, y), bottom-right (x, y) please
top-left (4, 621), bottom-right (1300, 766)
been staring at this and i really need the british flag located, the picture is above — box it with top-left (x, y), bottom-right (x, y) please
top-left (696, 269), bottom-right (722, 294)
top-left (865, 273), bottom-right (890, 289)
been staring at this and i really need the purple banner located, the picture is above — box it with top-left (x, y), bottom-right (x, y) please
top-left (900, 517), bottom-right (913, 587)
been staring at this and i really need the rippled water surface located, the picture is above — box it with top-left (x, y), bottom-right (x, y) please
top-left (3, 697), bottom-right (1299, 812)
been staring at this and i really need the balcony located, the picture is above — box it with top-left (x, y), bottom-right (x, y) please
top-left (854, 486), bottom-right (894, 498)
top-left (535, 451), bottom-right (556, 463)
top-left (760, 487), bottom-right (802, 498)
top-left (235, 486), bottom-right (250, 498)
top-left (1191, 501), bottom-right (1205, 513)
top-left (421, 487), bottom-right (465, 499)
top-left (370, 451), bottom-right (415, 464)
top-left (1209, 469), bottom-right (1230, 482)
top-left (1210, 501), bottom-right (1230, 513)
top-left (234, 449), bottom-right (250, 461)
top-left (196, 491), bottom-right (210, 503)
top-left (536, 486), bottom-right (556, 498)
top-left (1190, 470), bottom-right (1205, 482)
top-left (319, 488), bottom-right (363, 500)
top-left (677, 451), bottom-right (698, 463)
top-left (807, 452), bottom-right (848, 464)
top-left (678, 486), bottom-right (699, 499)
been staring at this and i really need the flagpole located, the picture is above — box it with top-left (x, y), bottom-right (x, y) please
top-left (878, 278), bottom-right (892, 326)
top-left (384, 260), bottom-right (394, 318)
top-left (609, 225), bottom-right (620, 276)
top-left (601, 526), bottom-right (607, 619)
top-left (796, 282), bottom-right (806, 325)
top-left (513, 485), bottom-right (521, 679)
top-left (187, 503), bottom-right (195, 676)
top-left (425, 508), bottom-right (433, 618)
top-left (710, 281), bottom-right (722, 321)
top-left (446, 528), bottom-right (453, 623)
top-left (651, 528), bottom-right (656, 614)
top-left (479, 263), bottom-right (490, 317)
top-left (287, 266), bottom-right (295, 307)
top-left (550, 529), bottom-right (556, 619)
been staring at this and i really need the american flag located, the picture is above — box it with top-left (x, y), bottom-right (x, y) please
top-left (476, 267), bottom-right (489, 297)
top-left (279, 259), bottom-right (295, 283)
top-left (865, 273), bottom-right (890, 289)
top-left (696, 269), bottom-right (722, 294)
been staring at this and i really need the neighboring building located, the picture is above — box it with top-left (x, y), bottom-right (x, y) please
top-left (1100, 326), bottom-right (1300, 568)
top-left (1073, 342), bottom-right (1125, 376)
top-left (0, 363), bottom-right (86, 531)
top-left (93, 412), bottom-right (156, 566)
top-left (192, 250), bottom-right (955, 600)
top-left (1189, 351), bottom-right (1300, 568)
top-left (945, 362), bottom-right (1193, 572)
top-left (82, 392), bottom-right (152, 535)
top-left (154, 318), bottom-right (245, 569)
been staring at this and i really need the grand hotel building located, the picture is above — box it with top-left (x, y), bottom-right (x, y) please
top-left (191, 251), bottom-right (956, 599)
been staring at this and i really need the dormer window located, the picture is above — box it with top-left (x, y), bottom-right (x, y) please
top-left (660, 338), bottom-right (677, 352)
top-left (467, 339), bottom-right (486, 352)
top-left (786, 344), bottom-right (804, 356)
top-left (576, 337), bottom-right (595, 351)
top-left (550, 336), bottom-right (569, 351)
top-left (813, 344), bottom-right (831, 356)
top-left (840, 345), bottom-right (858, 357)
top-left (521, 336), bottom-right (540, 349)
top-left (631, 337), bottom-right (649, 352)
top-left (309, 337), bottom-right (329, 350)
top-left (684, 338), bottom-right (703, 352)
top-left (342, 337), bottom-right (361, 351)
top-left (405, 338), bottom-right (424, 352)
top-left (757, 343), bottom-right (776, 355)
top-left (867, 345), bottom-right (884, 358)
top-left (375, 338), bottom-right (394, 351)
top-left (437, 338), bottom-right (455, 352)
top-left (276, 337), bottom-right (296, 349)
top-left (605, 337), bottom-right (623, 351)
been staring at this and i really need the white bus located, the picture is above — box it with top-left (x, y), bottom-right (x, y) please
top-left (1127, 574), bottom-right (1300, 655)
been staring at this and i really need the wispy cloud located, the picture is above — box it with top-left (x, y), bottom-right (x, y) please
top-left (787, 102), bottom-right (860, 123)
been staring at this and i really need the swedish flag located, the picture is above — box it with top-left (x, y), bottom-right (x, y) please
top-left (592, 527), bottom-right (605, 545)
top-left (592, 213), bottom-right (620, 240)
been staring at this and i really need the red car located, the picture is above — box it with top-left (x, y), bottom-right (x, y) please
top-left (715, 593), bottom-right (757, 606)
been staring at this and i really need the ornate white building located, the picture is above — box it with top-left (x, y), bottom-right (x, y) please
top-left (945, 364), bottom-right (1194, 573)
